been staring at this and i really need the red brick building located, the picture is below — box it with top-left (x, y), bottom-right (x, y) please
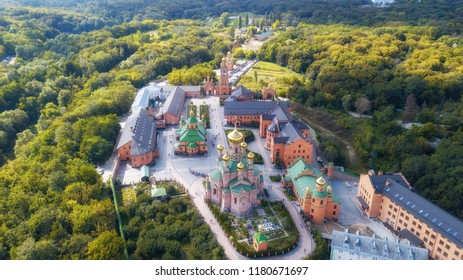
top-left (117, 107), bottom-right (158, 167)
top-left (203, 54), bottom-right (232, 98)
top-left (357, 172), bottom-right (463, 260)
top-left (282, 158), bottom-right (339, 223)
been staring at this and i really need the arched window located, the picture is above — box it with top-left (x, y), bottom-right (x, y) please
top-left (234, 197), bottom-right (237, 204)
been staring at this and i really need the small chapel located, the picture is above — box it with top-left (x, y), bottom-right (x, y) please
top-left (174, 110), bottom-right (207, 156)
top-left (206, 127), bottom-right (264, 216)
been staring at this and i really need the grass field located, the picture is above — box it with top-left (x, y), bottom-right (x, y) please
top-left (238, 61), bottom-right (302, 96)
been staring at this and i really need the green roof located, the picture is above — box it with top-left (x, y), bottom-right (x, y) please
top-left (186, 116), bottom-right (198, 124)
top-left (209, 169), bottom-right (223, 181)
top-left (231, 183), bottom-right (256, 194)
top-left (179, 129), bottom-right (206, 143)
top-left (229, 177), bottom-right (256, 194)
top-left (152, 188), bottom-right (167, 197)
top-left (188, 142), bottom-right (198, 148)
top-left (253, 232), bottom-right (268, 244)
top-left (283, 176), bottom-right (292, 182)
top-left (222, 187), bottom-right (230, 193)
top-left (141, 165), bottom-right (149, 179)
top-left (287, 158), bottom-right (330, 199)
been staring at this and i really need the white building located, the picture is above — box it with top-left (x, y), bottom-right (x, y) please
top-left (131, 82), bottom-right (167, 111)
top-left (330, 230), bottom-right (428, 260)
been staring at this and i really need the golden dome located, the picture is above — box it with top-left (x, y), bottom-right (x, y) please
top-left (237, 161), bottom-right (244, 170)
top-left (247, 151), bottom-right (255, 159)
top-left (223, 152), bottom-right (230, 162)
top-left (217, 144), bottom-right (224, 151)
top-left (228, 127), bottom-right (244, 144)
top-left (316, 177), bottom-right (326, 186)
top-left (241, 141), bottom-right (248, 149)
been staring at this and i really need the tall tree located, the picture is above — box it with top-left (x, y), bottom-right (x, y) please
top-left (220, 12), bottom-right (230, 27)
top-left (238, 15), bottom-right (242, 29)
top-left (403, 94), bottom-right (418, 123)
top-left (355, 97), bottom-right (372, 117)
top-left (245, 13), bottom-right (249, 26)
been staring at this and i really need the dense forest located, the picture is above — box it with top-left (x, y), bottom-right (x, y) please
top-left (0, 5), bottom-right (231, 258)
top-left (259, 23), bottom-right (463, 219)
top-left (1, 0), bottom-right (463, 259)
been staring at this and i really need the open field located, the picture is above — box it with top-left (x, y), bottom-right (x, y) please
top-left (238, 61), bottom-right (302, 95)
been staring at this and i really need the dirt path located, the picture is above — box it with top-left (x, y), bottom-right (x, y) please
top-left (293, 104), bottom-right (359, 168)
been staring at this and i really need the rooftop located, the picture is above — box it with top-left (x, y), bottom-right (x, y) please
top-left (224, 100), bottom-right (290, 116)
top-left (161, 86), bottom-right (185, 117)
top-left (331, 230), bottom-right (428, 260)
top-left (286, 158), bottom-right (331, 200)
top-left (117, 107), bottom-right (156, 157)
top-left (369, 174), bottom-right (463, 248)
top-left (225, 85), bottom-right (254, 102)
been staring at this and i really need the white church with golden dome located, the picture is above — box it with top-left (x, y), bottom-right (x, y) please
top-left (206, 127), bottom-right (264, 216)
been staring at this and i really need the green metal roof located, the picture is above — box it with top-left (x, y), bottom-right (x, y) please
top-left (253, 232), bottom-right (268, 244)
top-left (179, 129), bottom-right (206, 143)
top-left (287, 158), bottom-right (331, 199)
top-left (141, 165), bottom-right (149, 179)
top-left (188, 142), bottom-right (198, 148)
top-left (283, 176), bottom-right (292, 182)
top-left (231, 183), bottom-right (256, 194)
top-left (206, 180), bottom-right (211, 189)
top-left (222, 187), bottom-right (230, 193)
top-left (186, 116), bottom-right (198, 124)
top-left (209, 169), bottom-right (223, 181)
top-left (152, 188), bottom-right (167, 197)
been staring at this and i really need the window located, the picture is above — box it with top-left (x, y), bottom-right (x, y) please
top-left (399, 219), bottom-right (403, 224)
top-left (394, 207), bottom-right (398, 212)
top-left (393, 214), bottom-right (396, 219)
top-left (310, 215), bottom-right (313, 220)
top-left (403, 223), bottom-right (407, 227)
top-left (445, 245), bottom-right (450, 250)
top-left (455, 251), bottom-right (460, 257)
top-left (439, 240), bottom-right (444, 246)
top-left (389, 205), bottom-right (392, 209)
top-left (234, 197), bottom-right (237, 204)
top-left (387, 211), bottom-right (392, 216)
top-left (412, 221), bottom-right (416, 226)
top-left (431, 234), bottom-right (436, 239)
top-left (437, 247), bottom-right (442, 253)
top-left (320, 200), bottom-right (324, 205)
top-left (425, 230), bottom-right (430, 235)
top-left (311, 208), bottom-right (314, 213)
top-left (411, 228), bottom-right (415, 233)
top-left (418, 225), bottom-right (422, 230)
top-left (443, 252), bottom-right (448, 257)
top-left (429, 242), bottom-right (434, 246)
top-left (400, 212), bottom-right (404, 217)
top-left (333, 211), bottom-right (336, 215)
top-left (312, 198), bottom-right (315, 203)
top-left (405, 216), bottom-right (409, 221)
top-left (334, 205), bottom-right (337, 209)
top-left (416, 232), bottom-right (420, 237)
top-left (423, 237), bottom-right (428, 242)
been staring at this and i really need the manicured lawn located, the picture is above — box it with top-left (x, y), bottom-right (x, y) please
top-left (238, 61), bottom-right (303, 95)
